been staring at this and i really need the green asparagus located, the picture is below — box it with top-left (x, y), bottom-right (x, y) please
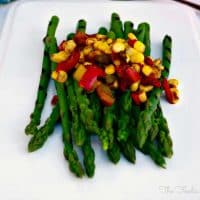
top-left (48, 36), bottom-right (84, 177)
top-left (25, 16), bottom-right (59, 135)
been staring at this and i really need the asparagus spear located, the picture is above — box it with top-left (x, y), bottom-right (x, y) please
top-left (82, 136), bottom-right (95, 177)
top-left (48, 36), bottom-right (84, 177)
top-left (98, 27), bottom-right (108, 35)
top-left (124, 21), bottom-right (134, 39)
top-left (25, 16), bottom-right (59, 135)
top-left (28, 103), bottom-right (60, 152)
top-left (117, 90), bottom-right (132, 142)
top-left (110, 13), bottom-right (124, 38)
top-left (66, 77), bottom-right (86, 146)
top-left (67, 33), bottom-right (75, 40)
top-left (136, 23), bottom-right (146, 42)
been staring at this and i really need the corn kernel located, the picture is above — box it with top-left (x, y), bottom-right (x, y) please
top-left (51, 70), bottom-right (68, 83)
top-left (130, 81), bottom-right (140, 92)
top-left (168, 79), bottom-right (179, 88)
top-left (50, 51), bottom-right (68, 63)
top-left (128, 33), bottom-right (137, 40)
top-left (116, 38), bottom-right (125, 43)
top-left (94, 41), bottom-right (102, 49)
top-left (79, 51), bottom-right (84, 63)
top-left (86, 38), bottom-right (97, 45)
top-left (84, 61), bottom-right (92, 66)
top-left (142, 65), bottom-right (153, 76)
top-left (96, 34), bottom-right (107, 39)
top-left (138, 92), bottom-right (147, 103)
top-left (152, 68), bottom-right (161, 78)
top-left (51, 71), bottom-right (58, 80)
top-left (113, 80), bottom-right (119, 89)
top-left (73, 64), bottom-right (87, 81)
top-left (139, 85), bottom-right (153, 92)
top-left (134, 41), bottom-right (145, 53)
top-left (105, 64), bottom-right (115, 75)
top-left (64, 40), bottom-right (76, 52)
top-left (154, 58), bottom-right (161, 66)
top-left (113, 59), bottom-right (121, 66)
top-left (170, 88), bottom-right (179, 103)
top-left (130, 50), bottom-right (144, 63)
top-left (83, 46), bottom-right (93, 56)
top-left (107, 38), bottom-right (113, 44)
top-left (132, 63), bottom-right (141, 72)
top-left (112, 41), bottom-right (126, 53)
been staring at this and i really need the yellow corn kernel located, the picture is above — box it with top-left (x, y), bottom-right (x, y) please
top-left (51, 70), bottom-right (68, 83)
top-left (132, 63), bottom-right (141, 72)
top-left (84, 61), bottom-right (92, 66)
top-left (105, 64), bottom-right (115, 75)
top-left (130, 50), bottom-right (144, 63)
top-left (113, 80), bottom-right (119, 89)
top-left (126, 47), bottom-right (134, 62)
top-left (50, 51), bottom-right (68, 63)
top-left (116, 38), bottom-right (125, 43)
top-left (130, 81), bottom-right (140, 92)
top-left (96, 34), bottom-right (107, 39)
top-left (79, 51), bottom-right (84, 63)
top-left (73, 64), bottom-right (87, 81)
top-left (138, 92), bottom-right (147, 103)
top-left (64, 40), bottom-right (76, 52)
top-left (51, 71), bottom-right (58, 80)
top-left (113, 59), bottom-right (121, 66)
top-left (112, 41), bottom-right (126, 53)
top-left (94, 41), bottom-right (102, 49)
top-left (128, 33), bottom-right (137, 40)
top-left (154, 58), bottom-right (161, 66)
top-left (86, 38), bottom-right (97, 45)
top-left (134, 41), bottom-right (145, 53)
top-left (83, 46), bottom-right (93, 56)
top-left (170, 88), bottom-right (179, 103)
top-left (139, 85), bottom-right (153, 92)
top-left (142, 65), bottom-right (153, 76)
top-left (168, 79), bottom-right (179, 88)
top-left (107, 38), bottom-right (113, 44)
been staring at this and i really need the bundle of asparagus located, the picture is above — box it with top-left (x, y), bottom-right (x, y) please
top-left (25, 13), bottom-right (179, 178)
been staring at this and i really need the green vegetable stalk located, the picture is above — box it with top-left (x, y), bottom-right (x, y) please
top-left (48, 36), bottom-right (84, 177)
top-left (25, 16), bottom-right (59, 135)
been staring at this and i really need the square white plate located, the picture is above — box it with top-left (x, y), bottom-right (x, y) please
top-left (0, 1), bottom-right (200, 200)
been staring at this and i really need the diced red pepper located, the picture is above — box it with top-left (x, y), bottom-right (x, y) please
top-left (162, 78), bottom-right (174, 104)
top-left (96, 83), bottom-right (115, 106)
top-left (51, 95), bottom-right (58, 106)
top-left (56, 49), bottom-right (80, 72)
top-left (119, 79), bottom-right (129, 91)
top-left (145, 57), bottom-right (154, 66)
top-left (125, 67), bottom-right (141, 82)
top-left (58, 40), bottom-right (66, 51)
top-left (128, 39), bottom-right (137, 47)
top-left (141, 75), bottom-right (161, 88)
top-left (73, 31), bottom-right (88, 46)
top-left (79, 65), bottom-right (105, 91)
top-left (131, 92), bottom-right (141, 105)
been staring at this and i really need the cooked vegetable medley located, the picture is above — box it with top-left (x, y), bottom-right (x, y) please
top-left (25, 13), bottom-right (179, 178)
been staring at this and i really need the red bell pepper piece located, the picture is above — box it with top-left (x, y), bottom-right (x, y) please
top-left (79, 65), bottom-right (105, 91)
top-left (96, 83), bottom-right (115, 106)
top-left (144, 56), bottom-right (154, 66)
top-left (162, 78), bottom-right (174, 104)
top-left (131, 92), bottom-right (141, 105)
top-left (58, 40), bottom-right (66, 51)
top-left (125, 67), bottom-right (141, 82)
top-left (56, 49), bottom-right (80, 72)
top-left (128, 39), bottom-right (137, 47)
top-left (51, 95), bottom-right (58, 106)
top-left (141, 75), bottom-right (161, 88)
top-left (73, 31), bottom-right (88, 46)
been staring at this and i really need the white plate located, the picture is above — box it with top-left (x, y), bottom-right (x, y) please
top-left (0, 1), bottom-right (200, 200)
